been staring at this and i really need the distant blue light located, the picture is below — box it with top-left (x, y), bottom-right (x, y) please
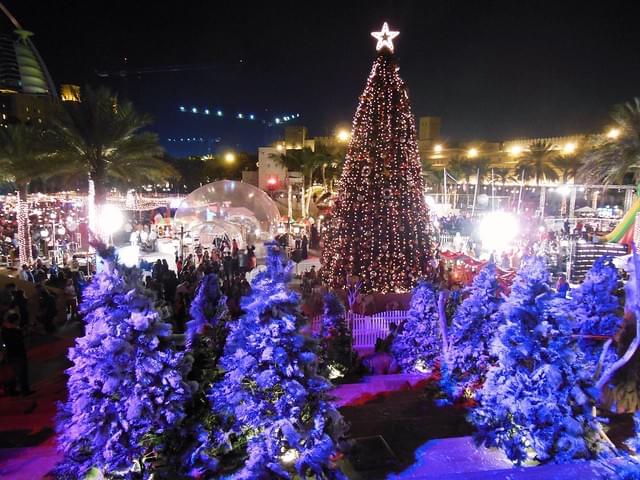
top-left (204, 109), bottom-right (210, 115)
top-left (249, 114), bottom-right (255, 120)
top-left (179, 106), bottom-right (185, 112)
top-left (237, 113), bottom-right (243, 119)
top-left (217, 110), bottom-right (223, 116)
top-left (275, 118), bottom-right (281, 124)
top-left (192, 107), bottom-right (198, 113)
top-left (284, 116), bottom-right (289, 121)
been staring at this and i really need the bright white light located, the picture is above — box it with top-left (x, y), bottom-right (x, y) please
top-left (467, 147), bottom-right (479, 158)
top-left (237, 113), bottom-right (243, 119)
top-left (434, 144), bottom-right (443, 153)
top-left (509, 145), bottom-right (522, 155)
top-left (216, 110), bottom-right (223, 116)
top-left (57, 226), bottom-right (66, 236)
top-left (101, 204), bottom-right (124, 236)
top-left (40, 229), bottom-right (49, 238)
top-left (563, 142), bottom-right (577, 154)
top-left (557, 185), bottom-right (571, 196)
top-left (179, 106), bottom-right (185, 112)
top-left (371, 22), bottom-right (400, 52)
top-left (249, 114), bottom-right (255, 120)
top-left (204, 109), bottom-right (210, 115)
top-left (336, 129), bottom-right (350, 142)
top-left (607, 128), bottom-right (620, 139)
top-left (254, 228), bottom-right (261, 236)
top-left (424, 195), bottom-right (436, 208)
top-left (191, 107), bottom-right (198, 113)
top-left (280, 449), bottom-right (299, 464)
top-left (117, 245), bottom-right (139, 268)
top-left (275, 118), bottom-right (281, 124)
top-left (478, 212), bottom-right (518, 252)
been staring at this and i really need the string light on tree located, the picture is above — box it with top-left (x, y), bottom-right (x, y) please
top-left (321, 23), bottom-right (433, 293)
top-left (371, 22), bottom-right (400, 53)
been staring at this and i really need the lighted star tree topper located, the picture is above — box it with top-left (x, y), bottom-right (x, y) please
top-left (321, 23), bottom-right (434, 293)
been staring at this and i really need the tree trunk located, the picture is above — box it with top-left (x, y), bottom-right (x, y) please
top-left (17, 183), bottom-right (33, 266)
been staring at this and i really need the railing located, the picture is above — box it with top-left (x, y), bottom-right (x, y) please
top-left (311, 310), bottom-right (409, 350)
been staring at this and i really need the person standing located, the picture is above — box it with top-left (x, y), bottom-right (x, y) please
top-left (301, 234), bottom-right (309, 260)
top-left (1, 312), bottom-right (33, 396)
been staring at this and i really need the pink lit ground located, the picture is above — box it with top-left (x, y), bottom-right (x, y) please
top-left (0, 330), bottom-right (625, 480)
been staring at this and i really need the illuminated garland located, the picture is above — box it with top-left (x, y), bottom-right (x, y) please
top-left (321, 27), bottom-right (433, 293)
top-left (16, 190), bottom-right (32, 266)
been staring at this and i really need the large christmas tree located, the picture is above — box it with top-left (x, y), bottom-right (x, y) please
top-left (321, 23), bottom-right (433, 293)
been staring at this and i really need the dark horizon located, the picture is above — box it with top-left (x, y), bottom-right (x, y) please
top-left (5, 0), bottom-right (640, 154)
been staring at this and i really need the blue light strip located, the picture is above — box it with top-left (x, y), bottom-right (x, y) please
top-left (178, 106), bottom-right (300, 126)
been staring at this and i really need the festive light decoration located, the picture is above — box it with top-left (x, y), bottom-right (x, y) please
top-left (469, 257), bottom-right (612, 465)
top-left (208, 245), bottom-right (346, 478)
top-left (321, 28), bottom-right (433, 293)
top-left (16, 190), bottom-right (32, 266)
top-left (56, 253), bottom-right (192, 478)
top-left (88, 178), bottom-right (97, 237)
top-left (371, 22), bottom-right (399, 53)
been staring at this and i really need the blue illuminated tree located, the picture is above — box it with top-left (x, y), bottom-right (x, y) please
top-left (162, 273), bottom-right (229, 477)
top-left (318, 292), bottom-right (353, 380)
top-left (56, 255), bottom-right (192, 479)
top-left (448, 263), bottom-right (504, 396)
top-left (391, 280), bottom-right (440, 373)
top-left (469, 257), bottom-right (611, 465)
top-left (571, 256), bottom-right (622, 371)
top-left (208, 244), bottom-right (346, 479)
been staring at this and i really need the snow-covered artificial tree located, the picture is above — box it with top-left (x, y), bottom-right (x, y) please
top-left (448, 263), bottom-right (504, 396)
top-left (208, 244), bottom-right (346, 479)
top-left (571, 256), bottom-right (622, 372)
top-left (469, 257), bottom-right (612, 465)
top-left (56, 253), bottom-right (192, 479)
top-left (318, 292), bottom-right (354, 380)
top-left (162, 273), bottom-right (229, 477)
top-left (391, 280), bottom-right (441, 373)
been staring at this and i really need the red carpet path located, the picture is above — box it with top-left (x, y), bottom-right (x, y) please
top-left (0, 331), bottom-right (75, 479)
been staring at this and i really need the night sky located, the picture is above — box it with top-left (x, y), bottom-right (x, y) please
top-left (6, 0), bottom-right (640, 154)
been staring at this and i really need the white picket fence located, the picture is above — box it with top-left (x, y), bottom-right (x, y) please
top-left (311, 310), bottom-right (409, 350)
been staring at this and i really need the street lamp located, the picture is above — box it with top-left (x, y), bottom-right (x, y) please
top-left (434, 144), bottom-right (443, 153)
top-left (563, 142), bottom-right (577, 154)
top-left (607, 128), bottom-right (621, 140)
top-left (467, 147), bottom-right (479, 158)
top-left (336, 129), bottom-right (350, 143)
top-left (224, 152), bottom-right (236, 164)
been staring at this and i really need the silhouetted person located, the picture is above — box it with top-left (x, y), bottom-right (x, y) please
top-left (1, 312), bottom-right (33, 396)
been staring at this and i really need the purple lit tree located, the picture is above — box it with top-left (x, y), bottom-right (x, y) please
top-left (56, 254), bottom-right (192, 479)
top-left (571, 256), bottom-right (622, 372)
top-left (162, 273), bottom-right (229, 477)
top-left (469, 257), bottom-right (612, 464)
top-left (448, 263), bottom-right (504, 396)
top-left (318, 292), bottom-right (353, 380)
top-left (207, 244), bottom-right (346, 478)
top-left (391, 280), bottom-right (440, 373)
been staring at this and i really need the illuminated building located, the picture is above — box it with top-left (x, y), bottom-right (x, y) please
top-left (0, 5), bottom-right (56, 127)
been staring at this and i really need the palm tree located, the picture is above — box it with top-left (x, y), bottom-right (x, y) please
top-left (447, 156), bottom-right (476, 184)
top-left (50, 86), bottom-right (175, 210)
top-left (580, 98), bottom-right (640, 185)
top-left (469, 157), bottom-right (492, 183)
top-left (493, 167), bottom-right (514, 185)
top-left (553, 153), bottom-right (582, 184)
top-left (273, 147), bottom-right (328, 218)
top-left (515, 140), bottom-right (559, 184)
top-left (0, 124), bottom-right (56, 265)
